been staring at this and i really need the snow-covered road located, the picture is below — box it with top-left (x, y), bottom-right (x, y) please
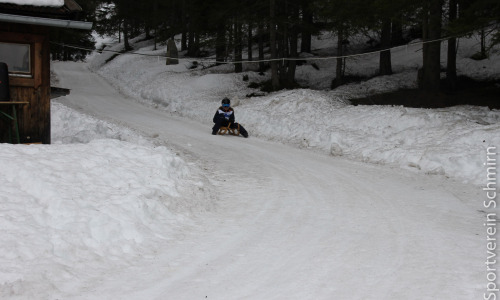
top-left (54, 62), bottom-right (484, 299)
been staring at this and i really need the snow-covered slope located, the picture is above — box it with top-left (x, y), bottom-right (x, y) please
top-left (91, 33), bottom-right (500, 185)
top-left (0, 31), bottom-right (497, 299)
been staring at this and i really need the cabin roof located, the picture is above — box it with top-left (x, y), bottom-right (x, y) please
top-left (0, 0), bottom-right (91, 29)
top-left (0, 0), bottom-right (82, 19)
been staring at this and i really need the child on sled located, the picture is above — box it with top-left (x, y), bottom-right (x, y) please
top-left (212, 97), bottom-right (249, 138)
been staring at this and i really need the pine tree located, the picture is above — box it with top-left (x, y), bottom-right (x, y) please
top-left (419, 0), bottom-right (443, 94)
top-left (50, 0), bottom-right (100, 61)
top-left (300, 0), bottom-right (315, 53)
top-left (452, 0), bottom-right (500, 59)
top-left (445, 0), bottom-right (458, 90)
top-left (317, 0), bottom-right (366, 87)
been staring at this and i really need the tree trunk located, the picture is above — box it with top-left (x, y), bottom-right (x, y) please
top-left (194, 31), bottom-right (200, 56)
top-left (379, 18), bottom-right (392, 75)
top-left (277, 3), bottom-right (288, 86)
top-left (227, 22), bottom-right (233, 61)
top-left (420, 0), bottom-right (442, 93)
top-left (270, 0), bottom-right (280, 90)
top-left (446, 0), bottom-right (457, 90)
top-left (480, 28), bottom-right (487, 58)
top-left (152, 0), bottom-right (158, 50)
top-left (248, 22), bottom-right (253, 61)
top-left (334, 27), bottom-right (344, 87)
top-left (300, 0), bottom-right (312, 53)
top-left (258, 22), bottom-right (265, 71)
top-left (234, 17), bottom-right (243, 73)
top-left (420, 5), bottom-right (428, 90)
top-left (187, 23), bottom-right (195, 56)
top-left (123, 20), bottom-right (131, 51)
top-left (154, 28), bottom-right (157, 50)
top-left (287, 30), bottom-right (298, 88)
top-left (181, 1), bottom-right (187, 51)
top-left (286, 5), bottom-right (299, 88)
top-left (216, 22), bottom-right (226, 65)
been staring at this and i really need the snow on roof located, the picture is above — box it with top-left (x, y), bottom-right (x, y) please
top-left (0, 0), bottom-right (64, 7)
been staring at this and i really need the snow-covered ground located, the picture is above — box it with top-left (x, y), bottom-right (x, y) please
top-left (1, 104), bottom-right (215, 299)
top-left (0, 32), bottom-right (498, 299)
top-left (90, 33), bottom-right (500, 185)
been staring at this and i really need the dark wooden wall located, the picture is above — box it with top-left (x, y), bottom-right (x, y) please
top-left (0, 22), bottom-right (51, 144)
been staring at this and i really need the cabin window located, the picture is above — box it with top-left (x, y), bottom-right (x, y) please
top-left (0, 42), bottom-right (31, 76)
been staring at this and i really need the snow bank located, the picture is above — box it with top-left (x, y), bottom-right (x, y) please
top-left (0, 102), bottom-right (214, 299)
top-left (242, 91), bottom-right (500, 183)
top-left (51, 101), bottom-right (152, 144)
top-left (94, 34), bottom-right (500, 185)
top-left (0, 140), bottom-right (188, 298)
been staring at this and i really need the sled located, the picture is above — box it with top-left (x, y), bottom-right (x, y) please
top-left (218, 122), bottom-right (240, 136)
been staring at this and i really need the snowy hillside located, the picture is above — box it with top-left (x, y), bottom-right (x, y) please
top-left (91, 33), bottom-right (500, 185)
top-left (0, 30), bottom-right (497, 299)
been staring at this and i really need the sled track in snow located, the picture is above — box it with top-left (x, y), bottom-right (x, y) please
top-left (54, 61), bottom-right (483, 300)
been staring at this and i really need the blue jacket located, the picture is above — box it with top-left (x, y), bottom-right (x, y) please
top-left (213, 106), bottom-right (235, 123)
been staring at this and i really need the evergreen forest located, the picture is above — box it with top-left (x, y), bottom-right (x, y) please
top-left (51, 0), bottom-right (500, 102)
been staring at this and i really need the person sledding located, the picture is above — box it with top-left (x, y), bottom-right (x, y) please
top-left (212, 97), bottom-right (248, 138)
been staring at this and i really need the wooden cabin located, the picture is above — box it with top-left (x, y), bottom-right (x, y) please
top-left (0, 0), bottom-right (92, 144)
